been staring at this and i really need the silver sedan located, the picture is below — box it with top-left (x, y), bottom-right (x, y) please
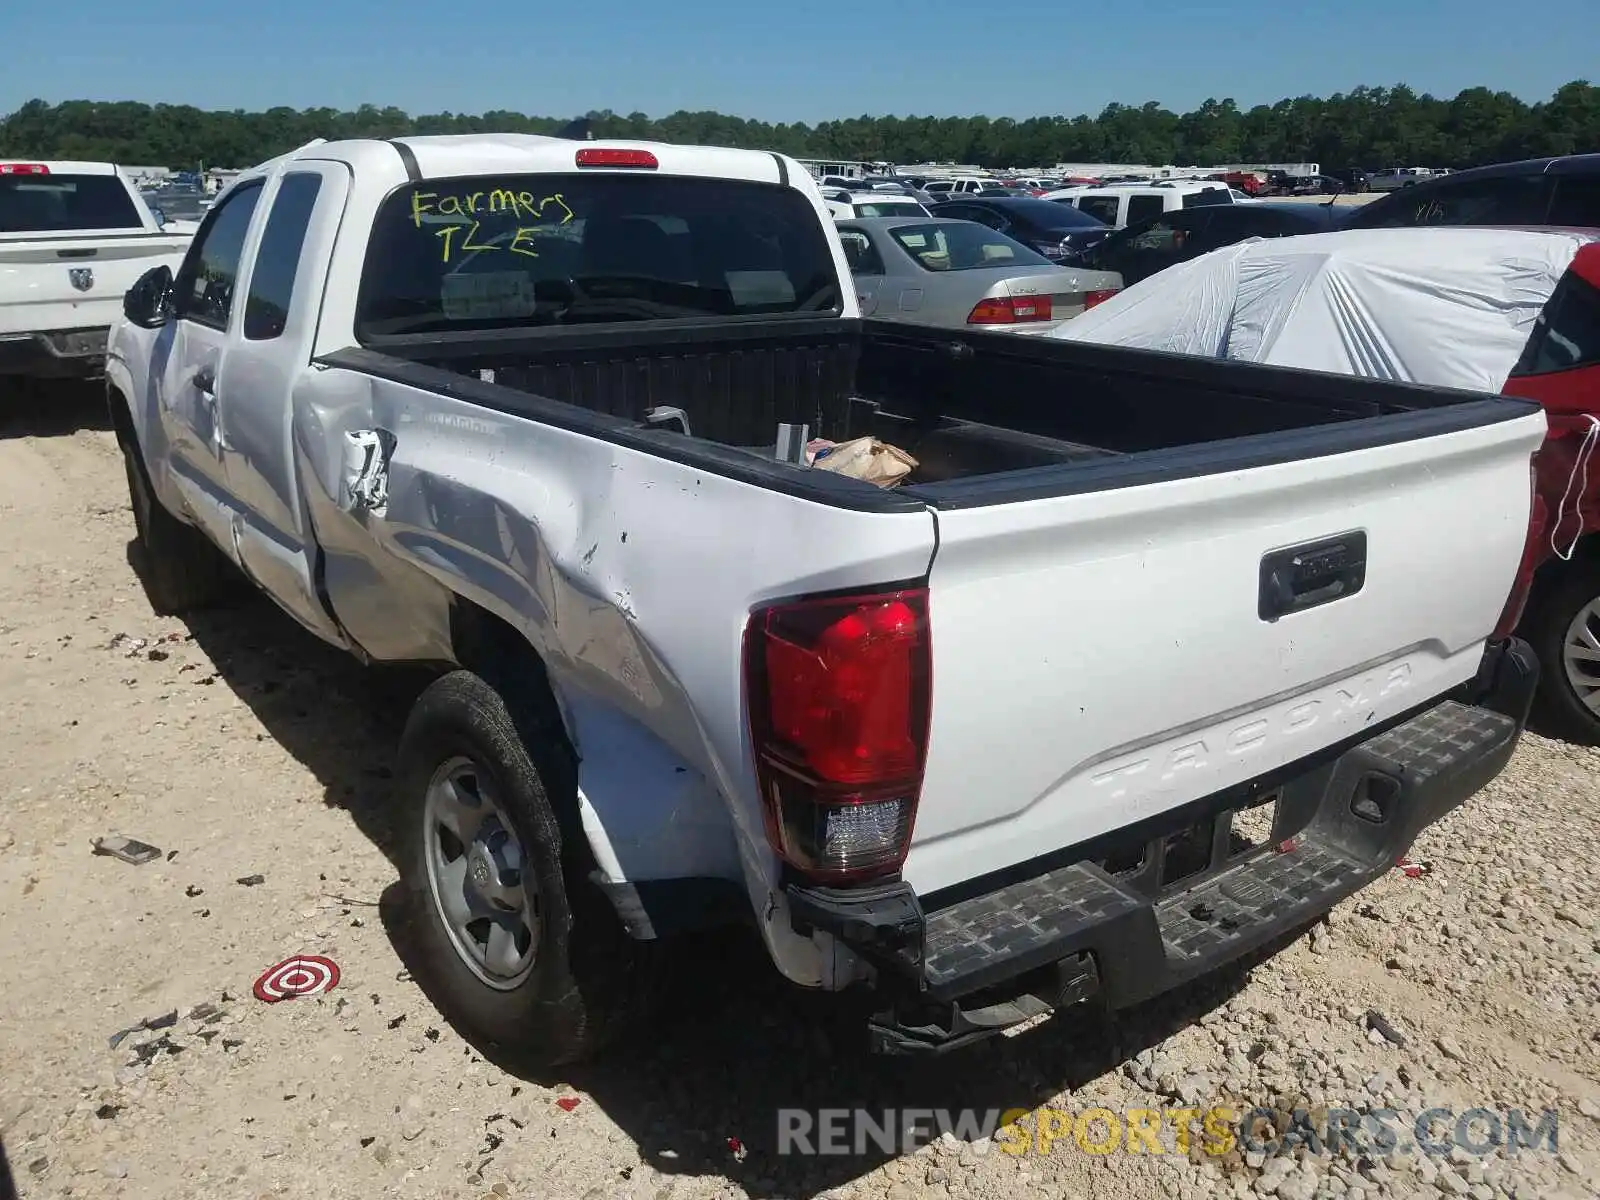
top-left (835, 216), bottom-right (1123, 334)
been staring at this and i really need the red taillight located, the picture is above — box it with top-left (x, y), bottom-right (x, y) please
top-left (744, 588), bottom-right (932, 883)
top-left (0, 163), bottom-right (49, 175)
top-left (1493, 460), bottom-right (1547, 639)
top-left (574, 148), bottom-right (658, 169)
top-left (968, 295), bottom-right (1054, 325)
top-left (1083, 288), bottom-right (1120, 310)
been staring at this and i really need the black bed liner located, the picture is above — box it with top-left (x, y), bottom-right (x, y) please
top-left (320, 315), bottom-right (1538, 510)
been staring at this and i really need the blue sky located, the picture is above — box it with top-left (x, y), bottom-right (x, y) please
top-left (2, 0), bottom-right (1592, 123)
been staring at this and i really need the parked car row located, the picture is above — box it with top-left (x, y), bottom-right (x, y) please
top-left (829, 152), bottom-right (1600, 335)
top-left (827, 152), bottom-right (1600, 734)
top-left (836, 217), bottom-right (1121, 334)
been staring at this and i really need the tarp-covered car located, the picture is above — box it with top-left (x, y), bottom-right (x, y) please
top-left (1050, 226), bottom-right (1597, 393)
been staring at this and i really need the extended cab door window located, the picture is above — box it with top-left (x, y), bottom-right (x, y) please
top-left (172, 182), bottom-right (265, 330)
top-left (243, 173), bottom-right (323, 340)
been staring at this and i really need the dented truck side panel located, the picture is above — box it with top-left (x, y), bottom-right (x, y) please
top-left (293, 366), bottom-right (937, 984)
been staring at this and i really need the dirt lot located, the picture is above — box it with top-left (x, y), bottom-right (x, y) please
top-left (1, 390), bottom-right (1597, 1200)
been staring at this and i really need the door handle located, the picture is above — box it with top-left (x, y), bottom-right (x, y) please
top-left (193, 366), bottom-right (215, 394)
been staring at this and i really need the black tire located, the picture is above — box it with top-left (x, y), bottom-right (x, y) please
top-left (121, 438), bottom-right (236, 615)
top-left (1525, 561), bottom-right (1600, 744)
top-left (397, 670), bottom-right (656, 1067)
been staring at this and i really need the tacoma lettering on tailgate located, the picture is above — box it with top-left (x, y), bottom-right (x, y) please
top-left (1089, 663), bottom-right (1413, 800)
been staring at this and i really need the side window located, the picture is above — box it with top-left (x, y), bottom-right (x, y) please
top-left (1415, 176), bottom-right (1550, 226)
top-left (1511, 268), bottom-right (1600, 376)
top-left (1128, 219), bottom-right (1181, 251)
top-left (937, 204), bottom-right (973, 221)
top-left (172, 182), bottom-right (264, 330)
top-left (1218, 210), bottom-right (1288, 241)
top-left (1126, 195), bottom-right (1166, 226)
top-left (1078, 196), bottom-right (1121, 225)
top-left (1358, 176), bottom-right (1550, 229)
top-left (837, 230), bottom-right (885, 275)
top-left (244, 173), bottom-right (324, 341)
top-left (964, 207), bottom-right (1008, 231)
top-left (1548, 176), bottom-right (1600, 228)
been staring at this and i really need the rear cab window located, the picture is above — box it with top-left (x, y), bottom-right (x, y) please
top-left (0, 172), bottom-right (143, 233)
top-left (356, 173), bottom-right (841, 338)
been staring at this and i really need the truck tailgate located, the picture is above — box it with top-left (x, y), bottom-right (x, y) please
top-left (0, 233), bottom-right (191, 336)
top-left (904, 407), bottom-right (1546, 895)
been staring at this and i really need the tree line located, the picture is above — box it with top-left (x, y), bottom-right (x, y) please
top-left (2, 82), bottom-right (1596, 172)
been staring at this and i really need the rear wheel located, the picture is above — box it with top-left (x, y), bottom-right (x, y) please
top-left (397, 670), bottom-right (656, 1067)
top-left (120, 438), bottom-right (236, 615)
top-left (1527, 562), bottom-right (1600, 743)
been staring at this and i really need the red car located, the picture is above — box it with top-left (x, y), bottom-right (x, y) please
top-left (1501, 242), bottom-right (1600, 737)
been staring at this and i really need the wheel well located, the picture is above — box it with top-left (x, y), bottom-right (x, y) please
top-left (447, 597), bottom-right (584, 848)
top-left (1529, 532), bottom-right (1600, 602)
top-left (106, 384), bottom-right (135, 451)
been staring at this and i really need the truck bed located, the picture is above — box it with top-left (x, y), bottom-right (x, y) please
top-left (348, 316), bottom-right (1521, 499)
top-left (317, 312), bottom-right (1544, 898)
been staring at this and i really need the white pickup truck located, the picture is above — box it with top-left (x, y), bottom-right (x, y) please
top-left (107, 133), bottom-right (1545, 1063)
top-left (1, 160), bottom-right (192, 382)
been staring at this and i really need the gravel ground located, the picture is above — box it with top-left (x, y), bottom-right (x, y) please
top-left (0, 391), bottom-right (1596, 1200)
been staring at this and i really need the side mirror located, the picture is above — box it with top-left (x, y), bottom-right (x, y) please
top-left (124, 264), bottom-right (173, 329)
top-left (151, 207), bottom-right (167, 229)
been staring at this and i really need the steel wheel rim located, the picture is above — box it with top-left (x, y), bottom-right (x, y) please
top-left (1561, 597), bottom-right (1600, 716)
top-left (422, 756), bottom-right (540, 990)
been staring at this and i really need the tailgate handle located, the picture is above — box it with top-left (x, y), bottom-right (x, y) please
top-left (1259, 532), bottom-right (1367, 622)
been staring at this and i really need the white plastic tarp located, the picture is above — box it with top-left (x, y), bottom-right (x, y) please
top-left (1052, 227), bottom-right (1599, 393)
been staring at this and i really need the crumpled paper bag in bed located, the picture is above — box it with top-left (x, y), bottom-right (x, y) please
top-left (809, 437), bottom-right (918, 487)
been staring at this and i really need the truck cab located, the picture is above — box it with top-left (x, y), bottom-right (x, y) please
top-left (1, 160), bottom-right (193, 381)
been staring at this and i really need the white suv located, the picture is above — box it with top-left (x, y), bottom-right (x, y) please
top-left (1040, 182), bottom-right (1233, 229)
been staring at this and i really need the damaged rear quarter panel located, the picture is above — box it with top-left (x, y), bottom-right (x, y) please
top-left (295, 367), bottom-right (937, 983)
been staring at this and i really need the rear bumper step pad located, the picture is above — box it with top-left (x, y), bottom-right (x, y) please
top-left (788, 638), bottom-right (1537, 1053)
